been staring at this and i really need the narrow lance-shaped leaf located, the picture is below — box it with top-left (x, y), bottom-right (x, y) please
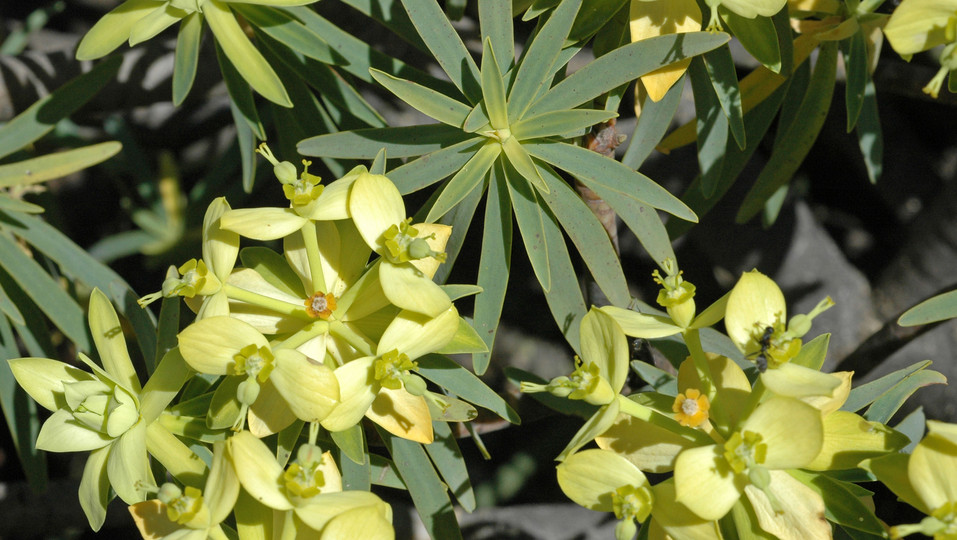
top-left (172, 12), bottom-right (203, 106)
top-left (204, 0), bottom-right (291, 107)
top-left (689, 56), bottom-right (729, 199)
top-left (479, 0), bottom-right (514, 73)
top-left (525, 141), bottom-right (696, 222)
top-left (471, 166), bottom-right (511, 375)
top-left (0, 142), bottom-right (122, 189)
top-left (538, 165), bottom-right (630, 307)
top-left (371, 69), bottom-right (472, 128)
top-left (505, 161), bottom-right (550, 292)
top-left (736, 41), bottom-right (839, 223)
top-left (510, 109), bottom-right (617, 140)
top-left (480, 39), bottom-right (509, 130)
top-left (501, 136), bottom-right (548, 193)
top-left (703, 44), bottom-right (745, 148)
top-left (508, 0), bottom-right (582, 121)
top-left (622, 77), bottom-right (684, 170)
top-left (426, 141), bottom-right (500, 223)
top-left (539, 202), bottom-right (587, 351)
top-left (299, 124), bottom-right (473, 159)
top-left (400, 0), bottom-right (481, 104)
top-left (0, 56), bottom-right (121, 161)
top-left (426, 421), bottom-right (476, 512)
top-left (525, 32), bottom-right (730, 117)
top-left (388, 137), bottom-right (485, 194)
top-left (232, 4), bottom-right (338, 65)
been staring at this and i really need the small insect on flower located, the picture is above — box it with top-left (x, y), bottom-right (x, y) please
top-left (752, 326), bottom-right (774, 373)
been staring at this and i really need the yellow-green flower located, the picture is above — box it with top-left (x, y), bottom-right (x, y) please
top-left (320, 305), bottom-right (461, 443)
top-left (724, 270), bottom-right (834, 381)
top-left (867, 420), bottom-right (957, 539)
top-left (673, 397), bottom-right (823, 522)
top-left (8, 289), bottom-right (151, 530)
top-left (227, 431), bottom-right (394, 538)
top-left (177, 315), bottom-right (339, 436)
top-left (349, 171), bottom-right (452, 317)
top-left (884, 0), bottom-right (957, 97)
top-left (139, 197), bottom-right (238, 318)
top-left (704, 0), bottom-right (787, 30)
top-left (128, 440), bottom-right (239, 540)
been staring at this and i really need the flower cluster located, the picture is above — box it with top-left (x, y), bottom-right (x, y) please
top-left (524, 266), bottom-right (928, 540)
top-left (9, 146), bottom-right (488, 538)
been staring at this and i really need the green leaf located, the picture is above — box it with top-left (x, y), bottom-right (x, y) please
top-left (281, 6), bottom-right (454, 94)
top-left (792, 333), bottom-right (829, 371)
top-left (371, 69), bottom-right (472, 128)
top-left (509, 0), bottom-right (581, 121)
top-left (511, 109), bottom-right (617, 140)
top-left (0, 277), bottom-right (24, 325)
top-left (0, 55), bottom-right (121, 161)
top-left (232, 4), bottom-right (338, 65)
top-left (172, 12), bottom-right (203, 106)
top-left (479, 0), bottom-right (514, 74)
top-left (855, 75), bottom-right (883, 184)
top-left (720, 8), bottom-right (780, 73)
top-left (463, 101), bottom-right (492, 133)
top-left (689, 56), bottom-right (728, 199)
top-left (789, 470), bottom-right (886, 536)
top-left (0, 142), bottom-right (121, 189)
top-left (622, 77), bottom-right (683, 170)
top-left (502, 136), bottom-right (548, 193)
top-left (471, 166), bottom-right (511, 375)
top-left (864, 368), bottom-right (947, 424)
top-left (0, 232), bottom-right (90, 351)
top-left (139, 347), bottom-right (190, 424)
top-left (229, 98), bottom-right (259, 194)
top-left (629, 360), bottom-right (677, 394)
top-left (899, 289), bottom-right (957, 326)
top-left (299, 124), bottom-right (473, 159)
top-left (567, 0), bottom-right (629, 44)
top-left (505, 162), bottom-right (550, 292)
top-left (841, 361), bottom-right (939, 416)
top-left (215, 41), bottom-right (266, 140)
top-left (525, 32), bottom-right (729, 117)
top-left (376, 427), bottom-right (463, 539)
top-left (6, 213), bottom-right (156, 362)
top-left (400, 0), bottom-right (481, 104)
top-left (339, 443), bottom-right (372, 491)
top-left (539, 200), bottom-right (587, 351)
top-left (525, 141), bottom-right (696, 221)
top-left (426, 421), bottom-right (476, 512)
top-left (736, 41), bottom-right (838, 223)
top-left (277, 420), bottom-right (303, 468)
top-left (340, 0), bottom-right (427, 52)
top-left (537, 165), bottom-right (629, 306)
top-left (668, 68), bottom-right (790, 237)
top-left (480, 39), bottom-right (509, 130)
top-left (434, 180), bottom-right (487, 284)
top-left (205, 0), bottom-right (291, 107)
top-left (427, 142), bottom-right (500, 223)
top-left (417, 354), bottom-right (520, 424)
top-left (331, 423), bottom-right (366, 465)
top-left (842, 31), bottom-right (868, 131)
top-left (369, 453), bottom-right (406, 489)
top-left (0, 193), bottom-right (44, 214)
top-left (703, 44), bottom-right (745, 149)
top-left (0, 314), bottom-right (47, 492)
top-left (262, 39), bottom-right (386, 129)
top-left (594, 181), bottom-right (676, 267)
top-left (371, 148), bottom-right (387, 175)
top-left (389, 137), bottom-right (485, 195)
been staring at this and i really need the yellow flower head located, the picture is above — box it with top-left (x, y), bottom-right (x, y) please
top-left (672, 388), bottom-right (710, 427)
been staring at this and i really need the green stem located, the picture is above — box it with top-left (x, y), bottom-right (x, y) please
top-left (309, 422), bottom-right (319, 447)
top-left (300, 221), bottom-right (326, 294)
top-left (224, 284), bottom-right (310, 319)
top-left (683, 328), bottom-right (715, 401)
top-left (616, 395), bottom-right (712, 446)
top-left (329, 320), bottom-right (376, 357)
top-left (139, 347), bottom-right (191, 424)
top-left (275, 321), bottom-right (331, 351)
top-left (146, 421), bottom-right (207, 487)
